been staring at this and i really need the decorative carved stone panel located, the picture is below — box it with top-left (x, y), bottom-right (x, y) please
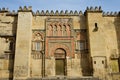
top-left (46, 18), bottom-right (73, 37)
top-left (31, 52), bottom-right (42, 59)
top-left (32, 30), bottom-right (44, 41)
top-left (14, 65), bottom-right (28, 77)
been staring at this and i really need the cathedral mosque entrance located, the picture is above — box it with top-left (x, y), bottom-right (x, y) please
top-left (54, 48), bottom-right (67, 76)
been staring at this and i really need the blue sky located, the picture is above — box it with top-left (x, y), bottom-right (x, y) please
top-left (0, 0), bottom-right (119, 12)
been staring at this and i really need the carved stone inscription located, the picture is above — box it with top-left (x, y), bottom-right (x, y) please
top-left (14, 65), bottom-right (28, 77)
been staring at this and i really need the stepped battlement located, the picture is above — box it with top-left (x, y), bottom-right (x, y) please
top-left (0, 6), bottom-right (120, 16)
top-left (34, 10), bottom-right (83, 16)
top-left (0, 7), bottom-right (9, 12)
top-left (103, 11), bottom-right (120, 16)
top-left (86, 6), bottom-right (102, 12)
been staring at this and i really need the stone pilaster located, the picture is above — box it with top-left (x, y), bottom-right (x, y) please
top-left (13, 11), bottom-right (32, 79)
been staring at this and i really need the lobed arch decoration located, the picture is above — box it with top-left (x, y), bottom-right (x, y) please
top-left (49, 44), bottom-right (71, 57)
top-left (47, 21), bottom-right (72, 36)
top-left (32, 31), bottom-right (44, 41)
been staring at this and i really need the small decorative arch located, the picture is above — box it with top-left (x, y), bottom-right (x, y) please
top-left (32, 31), bottom-right (43, 41)
top-left (54, 48), bottom-right (66, 58)
top-left (55, 48), bottom-right (66, 53)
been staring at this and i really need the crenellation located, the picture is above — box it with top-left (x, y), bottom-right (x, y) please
top-left (0, 7), bottom-right (9, 12)
top-left (107, 12), bottom-right (110, 15)
top-left (110, 11), bottom-right (113, 15)
top-left (114, 12), bottom-right (118, 16)
top-left (103, 11), bottom-right (120, 17)
top-left (86, 6), bottom-right (102, 12)
top-left (46, 10), bottom-right (49, 15)
top-left (19, 6), bottom-right (22, 10)
top-left (86, 6), bottom-right (89, 10)
top-left (99, 6), bottom-right (102, 11)
top-left (40, 10), bottom-right (45, 15)
top-left (6, 10), bottom-right (17, 16)
top-left (18, 6), bottom-right (32, 12)
top-left (65, 10), bottom-right (68, 14)
top-left (70, 10), bottom-right (73, 15)
top-left (55, 10), bottom-right (59, 15)
top-left (90, 6), bottom-right (94, 11)
top-left (28, 6), bottom-right (32, 10)
top-left (60, 10), bottom-right (64, 15)
top-left (23, 6), bottom-right (27, 10)
top-left (79, 11), bottom-right (83, 15)
top-left (50, 10), bottom-right (54, 15)
top-left (95, 6), bottom-right (99, 11)
top-left (36, 10), bottom-right (40, 15)
top-left (74, 10), bottom-right (78, 15)
top-left (1, 6), bottom-right (119, 17)
top-left (2, 7), bottom-right (8, 11)
top-left (34, 10), bottom-right (83, 16)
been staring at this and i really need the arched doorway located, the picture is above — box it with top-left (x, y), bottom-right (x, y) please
top-left (54, 48), bottom-right (67, 76)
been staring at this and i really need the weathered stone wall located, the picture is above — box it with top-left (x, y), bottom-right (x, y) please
top-left (66, 54), bottom-right (82, 77)
top-left (45, 55), bottom-right (82, 77)
top-left (31, 58), bottom-right (42, 77)
top-left (0, 13), bottom-right (17, 36)
top-left (45, 58), bottom-right (55, 77)
top-left (86, 9), bottom-right (120, 80)
top-left (32, 15), bottom-right (86, 30)
top-left (0, 11), bottom-right (17, 79)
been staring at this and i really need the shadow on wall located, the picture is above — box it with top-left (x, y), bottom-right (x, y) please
top-left (79, 14), bottom-right (93, 76)
top-left (114, 16), bottom-right (120, 71)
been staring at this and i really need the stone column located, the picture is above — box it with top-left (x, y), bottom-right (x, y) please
top-left (66, 24), bottom-right (71, 36)
top-left (13, 11), bottom-right (32, 80)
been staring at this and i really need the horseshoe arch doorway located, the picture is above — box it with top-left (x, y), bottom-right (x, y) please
top-left (54, 48), bottom-right (67, 76)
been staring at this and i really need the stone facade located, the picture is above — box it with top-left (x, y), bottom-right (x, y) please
top-left (0, 6), bottom-right (120, 80)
